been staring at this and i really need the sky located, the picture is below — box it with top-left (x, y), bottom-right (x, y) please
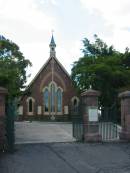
top-left (1, 0), bottom-right (130, 84)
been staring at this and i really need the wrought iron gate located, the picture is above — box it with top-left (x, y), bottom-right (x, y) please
top-left (6, 100), bottom-right (16, 152)
top-left (99, 104), bottom-right (121, 141)
top-left (72, 102), bottom-right (121, 142)
top-left (71, 104), bottom-right (84, 141)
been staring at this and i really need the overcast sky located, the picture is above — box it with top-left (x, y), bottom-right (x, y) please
top-left (1, 0), bottom-right (130, 84)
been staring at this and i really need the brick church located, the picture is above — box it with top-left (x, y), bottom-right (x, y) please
top-left (19, 35), bottom-right (79, 120)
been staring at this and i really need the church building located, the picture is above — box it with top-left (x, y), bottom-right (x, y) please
top-left (19, 35), bottom-right (79, 120)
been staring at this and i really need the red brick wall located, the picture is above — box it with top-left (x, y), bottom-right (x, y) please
top-left (20, 57), bottom-right (78, 120)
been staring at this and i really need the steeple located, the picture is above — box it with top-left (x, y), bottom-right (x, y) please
top-left (49, 34), bottom-right (56, 57)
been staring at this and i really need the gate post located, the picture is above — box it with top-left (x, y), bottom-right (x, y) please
top-left (119, 91), bottom-right (130, 141)
top-left (81, 89), bottom-right (101, 142)
top-left (0, 87), bottom-right (8, 150)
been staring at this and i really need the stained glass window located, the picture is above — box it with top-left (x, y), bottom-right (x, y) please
top-left (44, 88), bottom-right (49, 112)
top-left (50, 83), bottom-right (55, 112)
top-left (57, 88), bottom-right (62, 112)
top-left (43, 83), bottom-right (62, 114)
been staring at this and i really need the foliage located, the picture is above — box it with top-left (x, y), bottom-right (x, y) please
top-left (0, 37), bottom-right (31, 98)
top-left (71, 35), bottom-right (130, 106)
top-left (82, 34), bottom-right (116, 57)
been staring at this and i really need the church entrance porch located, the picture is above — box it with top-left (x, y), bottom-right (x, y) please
top-left (15, 121), bottom-right (76, 144)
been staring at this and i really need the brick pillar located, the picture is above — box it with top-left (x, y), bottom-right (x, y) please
top-left (119, 91), bottom-right (130, 141)
top-left (0, 87), bottom-right (8, 150)
top-left (81, 89), bottom-right (101, 142)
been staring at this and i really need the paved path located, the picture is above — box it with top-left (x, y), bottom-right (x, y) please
top-left (1, 143), bottom-right (130, 173)
top-left (15, 121), bottom-right (75, 144)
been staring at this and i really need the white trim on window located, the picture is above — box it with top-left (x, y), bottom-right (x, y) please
top-left (26, 97), bottom-right (35, 116)
top-left (71, 96), bottom-right (79, 105)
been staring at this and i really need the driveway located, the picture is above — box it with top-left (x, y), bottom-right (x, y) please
top-left (1, 143), bottom-right (130, 173)
top-left (15, 121), bottom-right (75, 144)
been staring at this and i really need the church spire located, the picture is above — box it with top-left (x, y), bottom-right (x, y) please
top-left (49, 33), bottom-right (56, 57)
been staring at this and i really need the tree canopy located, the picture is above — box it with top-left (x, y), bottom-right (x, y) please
top-left (0, 37), bottom-right (31, 98)
top-left (82, 34), bottom-right (116, 57)
top-left (71, 35), bottom-right (130, 107)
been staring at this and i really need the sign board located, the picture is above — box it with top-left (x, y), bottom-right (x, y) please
top-left (18, 106), bottom-right (23, 115)
top-left (37, 106), bottom-right (42, 115)
top-left (64, 106), bottom-right (69, 114)
top-left (88, 107), bottom-right (98, 122)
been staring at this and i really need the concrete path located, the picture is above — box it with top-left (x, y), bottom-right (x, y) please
top-left (15, 121), bottom-right (75, 144)
top-left (1, 143), bottom-right (130, 173)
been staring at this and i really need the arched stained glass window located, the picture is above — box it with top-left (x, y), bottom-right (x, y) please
top-left (43, 83), bottom-right (63, 114)
top-left (57, 88), bottom-right (62, 112)
top-left (43, 88), bottom-right (49, 112)
top-left (29, 99), bottom-right (33, 112)
top-left (50, 83), bottom-right (55, 112)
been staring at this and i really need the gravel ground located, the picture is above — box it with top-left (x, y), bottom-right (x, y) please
top-left (1, 142), bottom-right (130, 173)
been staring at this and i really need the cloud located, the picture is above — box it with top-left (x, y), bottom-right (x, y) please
top-left (0, 0), bottom-right (59, 84)
top-left (38, 0), bottom-right (59, 6)
top-left (1, 0), bottom-right (130, 85)
top-left (57, 40), bottom-right (82, 73)
top-left (0, 0), bottom-right (55, 32)
top-left (0, 0), bottom-right (83, 84)
top-left (80, 0), bottom-right (130, 51)
top-left (80, 0), bottom-right (130, 27)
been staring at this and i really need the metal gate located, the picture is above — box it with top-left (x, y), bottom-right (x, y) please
top-left (71, 104), bottom-right (84, 141)
top-left (6, 100), bottom-right (16, 152)
top-left (99, 104), bottom-right (121, 141)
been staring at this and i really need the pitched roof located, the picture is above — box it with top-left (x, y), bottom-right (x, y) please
top-left (27, 56), bottom-right (71, 89)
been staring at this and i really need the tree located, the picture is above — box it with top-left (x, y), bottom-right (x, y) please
top-left (71, 35), bottom-right (130, 107)
top-left (81, 34), bottom-right (116, 57)
top-left (0, 36), bottom-right (32, 98)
